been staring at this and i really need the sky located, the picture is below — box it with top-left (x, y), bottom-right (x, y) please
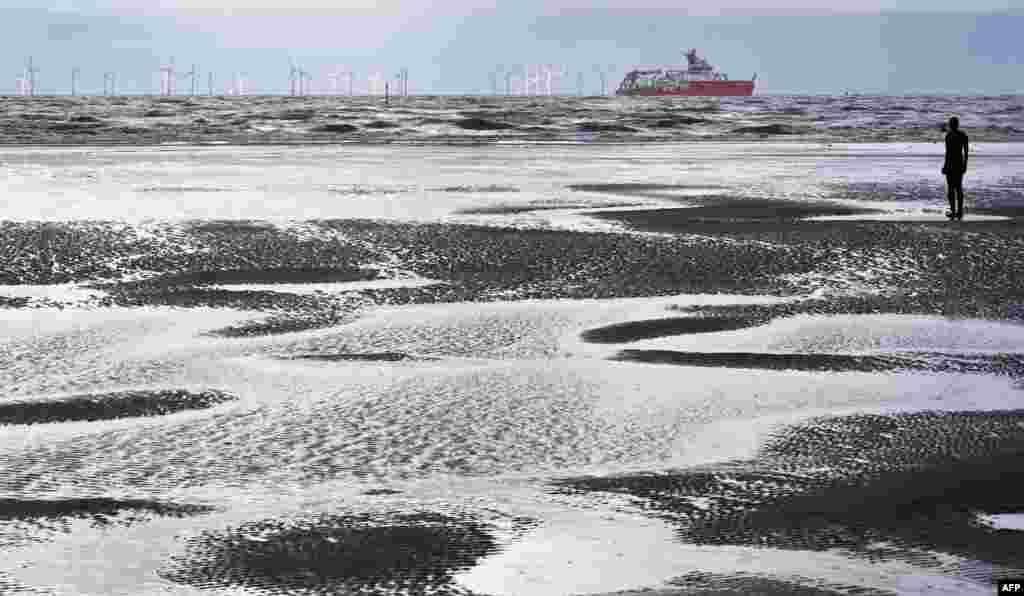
top-left (2, 1), bottom-right (1021, 95)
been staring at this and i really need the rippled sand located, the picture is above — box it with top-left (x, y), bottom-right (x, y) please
top-left (1, 140), bottom-right (1024, 595)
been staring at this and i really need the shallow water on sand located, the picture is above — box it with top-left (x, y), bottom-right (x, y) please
top-left (1, 143), bottom-right (1022, 227)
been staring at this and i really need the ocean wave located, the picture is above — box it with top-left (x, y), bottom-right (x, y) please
top-left (0, 94), bottom-right (1020, 145)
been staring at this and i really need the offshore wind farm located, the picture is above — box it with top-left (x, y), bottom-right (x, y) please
top-left (10, 55), bottom-right (620, 98)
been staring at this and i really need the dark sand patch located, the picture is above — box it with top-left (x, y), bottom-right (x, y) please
top-left (363, 120), bottom-right (402, 129)
top-left (160, 512), bottom-right (500, 594)
top-left (6, 211), bottom-right (1024, 345)
top-left (0, 498), bottom-right (214, 522)
top-left (590, 199), bottom-right (877, 230)
top-left (661, 571), bottom-right (897, 596)
top-left (316, 218), bottom-right (798, 302)
top-left (208, 305), bottom-right (364, 338)
top-left (187, 220), bottom-right (276, 233)
top-left (97, 285), bottom-right (365, 337)
top-left (614, 349), bottom-right (1024, 376)
top-left (285, 352), bottom-right (438, 362)
top-left (612, 350), bottom-right (918, 372)
top-left (554, 410), bottom-right (1024, 576)
top-left (582, 316), bottom-right (764, 344)
top-left (0, 389), bottom-right (237, 425)
top-left (46, 122), bottom-right (101, 134)
top-left (0, 498), bottom-right (216, 551)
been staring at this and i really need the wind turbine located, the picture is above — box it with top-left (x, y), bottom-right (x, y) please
top-left (71, 67), bottom-right (80, 96)
top-left (542, 64), bottom-right (565, 96)
top-left (523, 65), bottom-right (539, 95)
top-left (26, 57), bottom-right (39, 97)
top-left (160, 58), bottom-right (176, 96)
top-left (182, 64), bottom-right (198, 96)
top-left (103, 72), bottom-right (117, 96)
top-left (289, 62), bottom-right (306, 96)
top-left (396, 68), bottom-right (408, 97)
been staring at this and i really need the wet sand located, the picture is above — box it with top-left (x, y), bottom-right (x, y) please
top-left (1, 140), bottom-right (1023, 595)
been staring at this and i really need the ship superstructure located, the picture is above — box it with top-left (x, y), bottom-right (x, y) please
top-left (616, 49), bottom-right (756, 97)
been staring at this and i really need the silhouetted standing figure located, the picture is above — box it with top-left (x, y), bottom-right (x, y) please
top-left (942, 116), bottom-right (969, 220)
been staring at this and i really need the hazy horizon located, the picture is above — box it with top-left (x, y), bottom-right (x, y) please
top-left (3, 4), bottom-right (1021, 96)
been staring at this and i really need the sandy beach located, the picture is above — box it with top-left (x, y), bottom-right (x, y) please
top-left (1, 96), bottom-right (1024, 595)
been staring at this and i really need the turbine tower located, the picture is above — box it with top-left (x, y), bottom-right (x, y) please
top-left (71, 67), bottom-right (80, 96)
top-left (103, 72), bottom-right (117, 96)
top-left (397, 68), bottom-right (408, 97)
top-left (160, 58), bottom-right (176, 96)
top-left (289, 62), bottom-right (307, 96)
top-left (523, 65), bottom-right (540, 95)
top-left (25, 57), bottom-right (39, 97)
top-left (547, 65), bottom-right (566, 96)
top-left (182, 64), bottom-right (198, 96)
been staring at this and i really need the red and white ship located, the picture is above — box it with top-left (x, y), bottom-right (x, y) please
top-left (616, 49), bottom-right (756, 97)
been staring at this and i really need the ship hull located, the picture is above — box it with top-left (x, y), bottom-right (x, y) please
top-left (618, 80), bottom-right (755, 97)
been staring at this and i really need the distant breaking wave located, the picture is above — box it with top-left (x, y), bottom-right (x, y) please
top-left (0, 94), bottom-right (1021, 145)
